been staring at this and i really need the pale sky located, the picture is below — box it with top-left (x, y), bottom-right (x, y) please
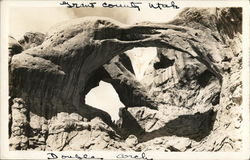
top-left (9, 7), bottom-right (182, 121)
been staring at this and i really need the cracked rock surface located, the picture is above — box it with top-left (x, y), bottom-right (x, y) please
top-left (9, 8), bottom-right (243, 151)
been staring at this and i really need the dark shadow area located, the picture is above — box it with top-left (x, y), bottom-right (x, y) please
top-left (137, 109), bottom-right (217, 142)
top-left (197, 69), bottom-right (216, 87)
top-left (154, 53), bottom-right (175, 70)
top-left (82, 67), bottom-right (106, 104)
top-left (118, 53), bottom-right (135, 74)
top-left (216, 8), bottom-right (242, 40)
top-left (116, 108), bottom-right (145, 139)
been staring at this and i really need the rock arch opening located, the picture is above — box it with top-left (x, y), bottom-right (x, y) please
top-left (85, 81), bottom-right (125, 121)
top-left (125, 47), bottom-right (157, 81)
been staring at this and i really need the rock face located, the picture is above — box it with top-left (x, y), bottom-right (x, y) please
top-left (8, 8), bottom-right (243, 151)
top-left (9, 98), bottom-right (29, 150)
top-left (18, 32), bottom-right (45, 50)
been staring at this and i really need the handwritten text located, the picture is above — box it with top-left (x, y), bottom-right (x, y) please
top-left (60, 1), bottom-right (180, 11)
top-left (116, 152), bottom-right (153, 160)
top-left (47, 153), bottom-right (104, 160)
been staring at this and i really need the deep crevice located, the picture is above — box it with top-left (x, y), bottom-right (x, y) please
top-left (197, 69), bottom-right (216, 87)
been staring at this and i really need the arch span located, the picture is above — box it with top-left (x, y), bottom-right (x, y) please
top-left (10, 17), bottom-right (222, 121)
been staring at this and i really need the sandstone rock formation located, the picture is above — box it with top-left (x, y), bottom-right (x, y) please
top-left (8, 8), bottom-right (243, 151)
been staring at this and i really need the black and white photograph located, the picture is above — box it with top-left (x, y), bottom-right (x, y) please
top-left (1, 0), bottom-right (250, 159)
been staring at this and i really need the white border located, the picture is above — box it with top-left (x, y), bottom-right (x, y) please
top-left (1, 0), bottom-right (250, 160)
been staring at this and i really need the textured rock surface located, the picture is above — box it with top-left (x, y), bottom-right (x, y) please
top-left (8, 8), bottom-right (243, 151)
top-left (8, 36), bottom-right (23, 63)
top-left (9, 98), bottom-right (29, 150)
top-left (18, 32), bottom-right (45, 50)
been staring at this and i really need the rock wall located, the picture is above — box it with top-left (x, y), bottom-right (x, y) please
top-left (8, 8), bottom-right (243, 151)
top-left (126, 7), bottom-right (242, 151)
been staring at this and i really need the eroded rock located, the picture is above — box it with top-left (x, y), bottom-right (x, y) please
top-left (8, 8), bottom-right (243, 152)
top-left (9, 98), bottom-right (29, 150)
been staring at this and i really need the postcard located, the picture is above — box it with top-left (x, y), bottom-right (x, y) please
top-left (1, 0), bottom-right (249, 159)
